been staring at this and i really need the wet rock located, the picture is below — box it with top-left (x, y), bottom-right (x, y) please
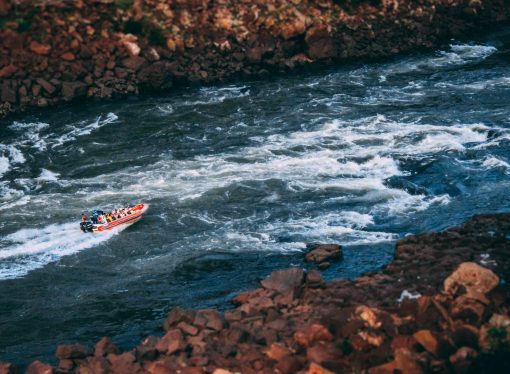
top-left (305, 26), bottom-right (337, 60)
top-left (62, 82), bottom-right (88, 100)
top-left (95, 337), bottom-right (120, 357)
top-left (305, 244), bottom-right (342, 264)
top-left (137, 62), bottom-right (173, 89)
top-left (306, 269), bottom-right (326, 288)
top-left (55, 344), bottom-right (92, 360)
top-left (261, 267), bottom-right (305, 293)
top-left (444, 262), bottom-right (499, 295)
top-left (25, 361), bottom-right (54, 374)
top-left (1, 82), bottom-right (16, 103)
top-left (163, 307), bottom-right (195, 331)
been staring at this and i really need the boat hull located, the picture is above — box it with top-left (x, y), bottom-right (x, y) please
top-left (92, 203), bottom-right (149, 232)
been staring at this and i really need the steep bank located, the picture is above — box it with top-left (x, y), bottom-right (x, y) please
top-left (1, 212), bottom-right (509, 373)
top-left (1, 0), bottom-right (510, 116)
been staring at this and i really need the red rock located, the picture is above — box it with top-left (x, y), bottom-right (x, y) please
top-left (76, 356), bottom-right (110, 374)
top-left (306, 269), bottom-right (326, 288)
top-left (305, 362), bottom-right (334, 374)
top-left (306, 341), bottom-right (342, 364)
top-left (163, 307), bottom-right (195, 331)
top-left (265, 343), bottom-right (292, 361)
top-left (36, 78), bottom-right (56, 95)
top-left (281, 14), bottom-right (306, 40)
top-left (61, 52), bottom-right (76, 61)
top-left (121, 56), bottom-right (146, 71)
top-left (123, 41), bottom-right (141, 57)
top-left (305, 26), bottom-right (337, 60)
top-left (107, 352), bottom-right (141, 374)
top-left (444, 262), bottom-right (499, 295)
top-left (305, 244), bottom-right (342, 264)
top-left (413, 330), bottom-right (439, 356)
top-left (95, 337), bottom-right (120, 357)
top-left (56, 344), bottom-right (92, 360)
top-left (177, 321), bottom-right (198, 336)
top-left (29, 41), bottom-right (52, 55)
top-left (0, 362), bottom-right (18, 374)
top-left (193, 309), bottom-right (224, 331)
top-left (57, 359), bottom-right (74, 372)
top-left (394, 348), bottom-right (424, 374)
top-left (294, 324), bottom-right (333, 347)
top-left (0, 65), bottom-right (17, 78)
top-left (275, 355), bottom-right (303, 374)
top-left (25, 361), bottom-right (53, 374)
top-left (391, 335), bottom-right (418, 351)
top-left (449, 346), bottom-right (478, 373)
top-left (261, 267), bottom-right (305, 293)
top-left (368, 361), bottom-right (398, 374)
top-left (155, 329), bottom-right (185, 355)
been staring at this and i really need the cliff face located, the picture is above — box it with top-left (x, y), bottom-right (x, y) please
top-left (1, 0), bottom-right (510, 116)
top-left (1, 213), bottom-right (509, 373)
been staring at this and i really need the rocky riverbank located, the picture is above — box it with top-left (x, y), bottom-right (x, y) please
top-left (1, 0), bottom-right (510, 117)
top-left (1, 213), bottom-right (509, 373)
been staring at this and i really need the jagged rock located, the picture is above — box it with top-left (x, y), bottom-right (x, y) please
top-left (261, 267), bottom-right (305, 293)
top-left (135, 336), bottom-right (159, 361)
top-left (25, 361), bottom-right (53, 374)
top-left (305, 244), bottom-right (342, 264)
top-left (137, 62), bottom-right (173, 89)
top-left (62, 82), bottom-right (88, 100)
top-left (177, 321), bottom-right (198, 336)
top-left (57, 359), bottom-right (74, 372)
top-left (76, 356), bottom-right (110, 374)
top-left (305, 362), bottom-right (334, 374)
top-left (95, 337), bottom-right (120, 357)
top-left (55, 344), bottom-right (92, 360)
top-left (265, 342), bottom-right (292, 360)
top-left (294, 324), bottom-right (333, 347)
top-left (155, 329), bottom-right (185, 355)
top-left (29, 41), bottom-right (51, 55)
top-left (305, 26), bottom-right (337, 60)
top-left (413, 330), bottom-right (439, 356)
top-left (306, 269), bottom-right (326, 288)
top-left (193, 309), bottom-right (224, 331)
top-left (106, 352), bottom-right (141, 373)
top-left (444, 262), bottom-right (499, 295)
top-left (163, 307), bottom-right (195, 331)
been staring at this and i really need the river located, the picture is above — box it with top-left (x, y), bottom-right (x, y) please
top-left (1, 28), bottom-right (510, 365)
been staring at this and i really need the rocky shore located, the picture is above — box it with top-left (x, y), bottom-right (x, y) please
top-left (0, 213), bottom-right (508, 373)
top-left (1, 0), bottom-right (510, 117)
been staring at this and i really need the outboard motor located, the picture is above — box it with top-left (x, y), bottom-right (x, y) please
top-left (80, 221), bottom-right (94, 233)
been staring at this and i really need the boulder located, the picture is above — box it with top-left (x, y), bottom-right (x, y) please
top-left (0, 0), bottom-right (11, 15)
top-left (306, 269), bottom-right (326, 288)
top-left (265, 343), bottom-right (292, 361)
top-left (36, 78), bottom-right (56, 95)
top-left (137, 62), bottom-right (173, 89)
top-left (55, 344), bottom-right (92, 360)
top-left (305, 26), bottom-right (337, 60)
top-left (305, 244), bottom-right (342, 264)
top-left (62, 82), bottom-right (88, 100)
top-left (76, 356), bottom-right (110, 374)
top-left (29, 41), bottom-right (51, 55)
top-left (121, 56), bottom-right (146, 71)
top-left (155, 329), bottom-right (185, 355)
top-left (106, 352), bottom-right (141, 373)
top-left (305, 362), bottom-right (334, 374)
top-left (449, 347), bottom-right (478, 373)
top-left (294, 324), bottom-right (333, 347)
top-left (25, 361), bottom-right (53, 374)
top-left (1, 82), bottom-right (16, 103)
top-left (413, 330), bottom-right (439, 356)
top-left (95, 337), bottom-right (120, 357)
top-left (194, 309), bottom-right (224, 331)
top-left (0, 362), bottom-right (18, 374)
top-left (0, 65), bottom-right (17, 78)
top-left (261, 267), bottom-right (305, 293)
top-left (163, 307), bottom-right (195, 331)
top-left (444, 262), bottom-right (499, 295)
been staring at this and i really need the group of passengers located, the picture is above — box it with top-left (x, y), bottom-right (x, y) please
top-left (81, 207), bottom-right (133, 225)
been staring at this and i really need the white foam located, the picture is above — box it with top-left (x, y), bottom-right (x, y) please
top-left (0, 155), bottom-right (9, 178)
top-left (36, 169), bottom-right (60, 182)
top-left (482, 156), bottom-right (510, 170)
top-left (0, 222), bottom-right (121, 280)
top-left (397, 290), bottom-right (421, 303)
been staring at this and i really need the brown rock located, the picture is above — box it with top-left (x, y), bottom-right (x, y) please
top-left (107, 352), bottom-right (141, 374)
top-left (275, 355), bottom-right (303, 374)
top-left (32, 84), bottom-right (42, 96)
top-left (36, 78), bottom-right (56, 95)
top-left (57, 359), bottom-right (74, 372)
top-left (305, 244), bottom-right (342, 264)
top-left (25, 361), bottom-right (53, 374)
top-left (1, 82), bottom-right (16, 103)
top-left (368, 361), bottom-right (398, 374)
top-left (0, 65), bottom-right (17, 78)
top-left (305, 26), bottom-right (337, 60)
top-left (76, 356), bottom-right (110, 374)
top-left (265, 343), bottom-right (292, 361)
top-left (155, 329), bottom-right (185, 355)
top-left (479, 314), bottom-right (510, 352)
top-left (305, 362), bottom-right (334, 374)
top-left (295, 324), bottom-right (333, 347)
top-left (451, 295), bottom-right (486, 325)
top-left (29, 41), bottom-right (52, 56)
top-left (281, 14), bottom-right (307, 40)
top-left (394, 348), bottom-right (424, 374)
top-left (413, 330), bottom-right (439, 356)
top-left (306, 269), bottom-right (326, 288)
top-left (2, 29), bottom-right (22, 49)
top-left (163, 307), bottom-right (195, 331)
top-left (62, 82), bottom-right (88, 100)
top-left (193, 309), bottom-right (224, 331)
top-left (137, 62), bottom-right (173, 89)
top-left (56, 344), bottom-right (92, 360)
top-left (0, 362), bottom-right (18, 374)
top-left (177, 321), bottom-right (198, 336)
top-left (318, 262), bottom-right (330, 270)
top-left (449, 347), bottom-right (478, 373)
top-left (95, 337), bottom-right (120, 357)
top-left (444, 262), bottom-right (499, 295)
top-left (61, 52), bottom-right (76, 61)
top-left (135, 336), bottom-right (159, 361)
top-left (0, 0), bottom-right (11, 15)
top-left (452, 324), bottom-right (479, 349)
top-left (121, 56), bottom-right (146, 71)
top-left (261, 267), bottom-right (305, 293)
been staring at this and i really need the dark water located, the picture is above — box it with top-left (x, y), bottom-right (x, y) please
top-left (1, 28), bottom-right (510, 365)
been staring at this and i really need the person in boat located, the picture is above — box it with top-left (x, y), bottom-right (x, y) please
top-left (81, 214), bottom-right (88, 222)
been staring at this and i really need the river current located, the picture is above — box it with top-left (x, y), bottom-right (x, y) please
top-left (1, 28), bottom-right (510, 364)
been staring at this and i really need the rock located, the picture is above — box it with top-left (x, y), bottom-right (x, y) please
top-left (56, 344), bottom-right (92, 360)
top-left (451, 295), bottom-right (486, 325)
top-left (281, 14), bottom-right (307, 40)
top-left (306, 269), bottom-right (326, 288)
top-left (305, 244), bottom-right (342, 264)
top-left (155, 329), bottom-right (185, 355)
top-left (261, 267), bottom-right (305, 293)
top-left (0, 0), bottom-right (11, 16)
top-left (1, 82), bottom-right (16, 103)
top-left (0, 362), bottom-right (18, 374)
top-left (61, 52), bottom-right (76, 61)
top-left (305, 362), bottom-right (334, 374)
top-left (25, 361), bottom-right (53, 374)
top-left (29, 41), bottom-right (52, 55)
top-left (137, 62), bottom-right (173, 89)
top-left (0, 65), bottom-right (17, 78)
top-left (305, 26), bottom-right (337, 60)
top-left (452, 324), bottom-right (479, 349)
top-left (294, 324), bottom-right (333, 347)
top-left (135, 336), bottom-right (159, 361)
top-left (212, 370), bottom-right (233, 374)
top-left (76, 356), bottom-right (110, 374)
top-left (413, 330), bottom-right (439, 356)
top-left (265, 343), bottom-right (292, 361)
top-left (121, 56), bottom-right (146, 71)
top-left (123, 41), bottom-right (141, 57)
top-left (368, 361), bottom-right (398, 374)
top-left (275, 355), bottom-right (303, 374)
top-left (246, 46), bottom-right (263, 63)
top-left (62, 82), bottom-right (88, 100)
top-left (95, 337), bottom-right (120, 357)
top-left (444, 262), bottom-right (499, 295)
top-left (163, 307), bottom-right (195, 331)
top-left (193, 309), bottom-right (224, 331)
top-left (106, 352), bottom-right (141, 373)
top-left (318, 262), bottom-right (330, 270)
top-left (57, 359), bottom-right (74, 372)
top-left (449, 347), bottom-right (478, 373)
top-left (394, 348), bottom-right (424, 374)
top-left (36, 78), bottom-right (56, 95)
top-left (177, 321), bottom-right (198, 336)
